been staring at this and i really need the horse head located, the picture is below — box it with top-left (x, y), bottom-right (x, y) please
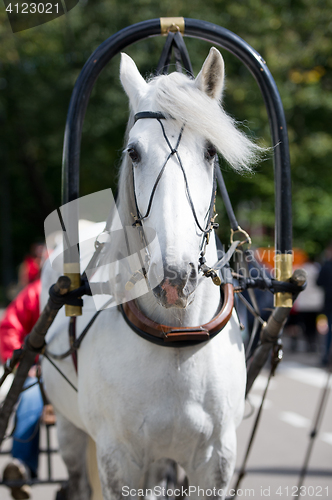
top-left (119, 48), bottom-right (260, 311)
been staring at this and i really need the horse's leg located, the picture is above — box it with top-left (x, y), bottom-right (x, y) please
top-left (95, 439), bottom-right (144, 500)
top-left (185, 426), bottom-right (237, 500)
top-left (86, 437), bottom-right (104, 500)
top-left (56, 413), bottom-right (91, 500)
top-left (143, 459), bottom-right (179, 499)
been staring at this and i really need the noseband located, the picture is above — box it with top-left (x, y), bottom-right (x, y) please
top-left (130, 111), bottom-right (219, 283)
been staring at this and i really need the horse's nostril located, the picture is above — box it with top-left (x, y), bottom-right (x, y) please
top-left (153, 262), bottom-right (198, 307)
top-left (163, 263), bottom-right (197, 287)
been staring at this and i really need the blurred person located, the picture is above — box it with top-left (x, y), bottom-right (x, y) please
top-left (6, 243), bottom-right (46, 304)
top-left (18, 242), bottom-right (45, 288)
top-left (317, 243), bottom-right (332, 366)
top-left (0, 279), bottom-right (44, 500)
top-left (284, 305), bottom-right (301, 353)
top-left (295, 257), bottom-right (324, 352)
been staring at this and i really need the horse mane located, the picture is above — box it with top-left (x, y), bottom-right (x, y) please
top-left (145, 71), bottom-right (263, 171)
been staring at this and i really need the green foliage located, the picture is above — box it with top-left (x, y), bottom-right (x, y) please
top-left (1, 0), bottom-right (332, 285)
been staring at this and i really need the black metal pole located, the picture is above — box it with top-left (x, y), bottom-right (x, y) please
top-left (183, 19), bottom-right (292, 257)
top-left (62, 18), bottom-right (292, 305)
top-left (61, 19), bottom-right (162, 206)
top-left (46, 424), bottom-right (52, 481)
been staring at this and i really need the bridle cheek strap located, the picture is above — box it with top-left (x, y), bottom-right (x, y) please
top-left (130, 111), bottom-right (220, 287)
top-left (131, 111), bottom-right (218, 238)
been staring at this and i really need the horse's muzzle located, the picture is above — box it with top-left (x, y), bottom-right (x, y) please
top-left (153, 263), bottom-right (197, 308)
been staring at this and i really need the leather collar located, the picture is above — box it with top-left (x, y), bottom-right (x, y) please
top-left (120, 284), bottom-right (234, 347)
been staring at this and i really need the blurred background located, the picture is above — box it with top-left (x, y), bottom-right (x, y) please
top-left (0, 4), bottom-right (331, 497)
top-left (0, 0), bottom-right (332, 305)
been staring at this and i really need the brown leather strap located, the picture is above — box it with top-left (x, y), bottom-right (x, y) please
top-left (122, 283), bottom-right (234, 342)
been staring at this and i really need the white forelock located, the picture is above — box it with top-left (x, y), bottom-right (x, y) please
top-left (139, 71), bottom-right (263, 171)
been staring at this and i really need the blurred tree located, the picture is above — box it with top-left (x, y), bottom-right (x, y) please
top-left (0, 0), bottom-right (331, 295)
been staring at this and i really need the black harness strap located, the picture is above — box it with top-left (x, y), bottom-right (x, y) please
top-left (46, 310), bottom-right (102, 362)
top-left (130, 111), bottom-right (219, 284)
top-left (134, 111), bottom-right (167, 122)
top-left (43, 353), bottom-right (78, 392)
top-left (215, 156), bottom-right (239, 232)
top-left (131, 118), bottom-right (184, 224)
top-left (156, 31), bottom-right (194, 77)
top-left (155, 30), bottom-right (240, 240)
top-left (132, 112), bottom-right (217, 238)
top-left (45, 296), bottom-right (114, 369)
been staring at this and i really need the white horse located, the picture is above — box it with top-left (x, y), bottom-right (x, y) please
top-left (42, 47), bottom-right (261, 500)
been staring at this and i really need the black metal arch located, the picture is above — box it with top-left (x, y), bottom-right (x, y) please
top-left (62, 17), bottom-right (292, 270)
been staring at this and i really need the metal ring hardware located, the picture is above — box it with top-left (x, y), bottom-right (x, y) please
top-left (230, 226), bottom-right (252, 249)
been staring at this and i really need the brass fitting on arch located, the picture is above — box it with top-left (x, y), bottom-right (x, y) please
top-left (160, 17), bottom-right (185, 35)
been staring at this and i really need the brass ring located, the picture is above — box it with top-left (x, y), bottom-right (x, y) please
top-left (230, 226), bottom-right (252, 248)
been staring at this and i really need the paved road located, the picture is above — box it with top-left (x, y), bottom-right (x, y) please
top-left (0, 346), bottom-right (331, 500)
top-left (233, 345), bottom-right (332, 500)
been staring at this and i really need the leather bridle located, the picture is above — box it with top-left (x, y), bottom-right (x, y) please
top-left (130, 111), bottom-right (219, 282)
top-left (48, 112), bottom-right (237, 367)
top-left (117, 111), bottom-right (235, 345)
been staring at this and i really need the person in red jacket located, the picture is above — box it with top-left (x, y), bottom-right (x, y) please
top-left (18, 243), bottom-right (45, 289)
top-left (0, 279), bottom-right (41, 362)
top-left (0, 279), bottom-right (43, 500)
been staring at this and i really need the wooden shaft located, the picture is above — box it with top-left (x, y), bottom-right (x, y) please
top-left (246, 268), bottom-right (307, 396)
top-left (0, 276), bottom-right (72, 446)
top-left (29, 275), bottom-right (71, 349)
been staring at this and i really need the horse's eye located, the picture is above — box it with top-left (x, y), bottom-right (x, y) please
top-left (127, 147), bottom-right (140, 163)
top-left (205, 144), bottom-right (217, 161)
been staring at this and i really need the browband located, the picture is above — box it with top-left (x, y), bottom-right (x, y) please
top-left (134, 111), bottom-right (167, 122)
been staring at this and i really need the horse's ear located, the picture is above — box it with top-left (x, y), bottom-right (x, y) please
top-left (195, 47), bottom-right (225, 100)
top-left (120, 53), bottom-right (148, 110)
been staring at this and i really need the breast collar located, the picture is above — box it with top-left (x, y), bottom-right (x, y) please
top-left (119, 283), bottom-right (234, 347)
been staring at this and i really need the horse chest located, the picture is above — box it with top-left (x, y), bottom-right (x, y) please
top-left (78, 310), bottom-right (245, 446)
